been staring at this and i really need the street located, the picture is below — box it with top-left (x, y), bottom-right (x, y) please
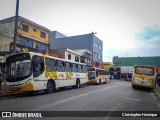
top-left (0, 80), bottom-right (160, 120)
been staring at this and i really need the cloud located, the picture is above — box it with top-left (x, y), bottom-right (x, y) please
top-left (135, 25), bottom-right (160, 40)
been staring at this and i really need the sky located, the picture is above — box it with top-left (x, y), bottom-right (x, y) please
top-left (0, 0), bottom-right (160, 62)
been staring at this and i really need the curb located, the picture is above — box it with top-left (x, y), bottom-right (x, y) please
top-left (152, 88), bottom-right (160, 99)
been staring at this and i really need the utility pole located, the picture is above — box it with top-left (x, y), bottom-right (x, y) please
top-left (91, 32), bottom-right (96, 67)
top-left (13, 0), bottom-right (19, 53)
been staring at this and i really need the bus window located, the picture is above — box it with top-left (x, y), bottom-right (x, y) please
top-left (77, 64), bottom-right (82, 73)
top-left (32, 56), bottom-right (44, 77)
top-left (82, 65), bottom-right (87, 73)
top-left (65, 62), bottom-right (72, 72)
top-left (46, 58), bottom-right (56, 71)
top-left (88, 71), bottom-right (95, 79)
top-left (135, 66), bottom-right (154, 76)
top-left (71, 63), bottom-right (77, 72)
top-left (96, 71), bottom-right (99, 77)
top-left (57, 60), bottom-right (64, 72)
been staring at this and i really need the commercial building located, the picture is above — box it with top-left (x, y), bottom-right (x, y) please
top-left (49, 31), bottom-right (103, 68)
top-left (0, 16), bottom-right (50, 53)
top-left (113, 56), bottom-right (160, 66)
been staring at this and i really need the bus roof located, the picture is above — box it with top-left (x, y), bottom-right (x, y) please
top-left (24, 52), bottom-right (87, 65)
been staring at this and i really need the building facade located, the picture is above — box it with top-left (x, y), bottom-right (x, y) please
top-left (113, 56), bottom-right (160, 66)
top-left (49, 32), bottom-right (103, 68)
top-left (49, 48), bottom-right (85, 63)
top-left (0, 16), bottom-right (50, 53)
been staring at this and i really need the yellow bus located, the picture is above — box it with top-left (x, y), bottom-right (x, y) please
top-left (88, 67), bottom-right (109, 84)
top-left (131, 65), bottom-right (157, 89)
top-left (4, 52), bottom-right (88, 94)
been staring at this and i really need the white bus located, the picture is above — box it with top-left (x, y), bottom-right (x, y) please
top-left (88, 67), bottom-right (110, 84)
top-left (4, 52), bottom-right (88, 94)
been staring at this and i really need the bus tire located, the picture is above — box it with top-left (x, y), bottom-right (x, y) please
top-left (74, 79), bottom-right (80, 88)
top-left (45, 80), bottom-right (55, 94)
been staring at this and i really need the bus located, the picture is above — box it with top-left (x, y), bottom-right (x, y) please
top-left (88, 67), bottom-right (110, 84)
top-left (0, 61), bottom-right (5, 93)
top-left (4, 52), bottom-right (88, 94)
top-left (131, 65), bottom-right (157, 89)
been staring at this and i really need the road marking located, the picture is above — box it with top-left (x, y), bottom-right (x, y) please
top-left (156, 102), bottom-right (160, 108)
top-left (88, 83), bottom-right (125, 94)
top-left (125, 97), bottom-right (142, 102)
top-left (31, 82), bottom-right (126, 111)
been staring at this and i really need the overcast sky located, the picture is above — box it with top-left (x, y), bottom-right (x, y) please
top-left (0, 0), bottom-right (160, 62)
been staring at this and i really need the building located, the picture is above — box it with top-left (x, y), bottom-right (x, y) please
top-left (0, 51), bottom-right (10, 62)
top-left (0, 16), bottom-right (50, 53)
top-left (49, 48), bottom-right (85, 63)
top-left (113, 56), bottom-right (160, 66)
top-left (103, 62), bottom-right (114, 70)
top-left (49, 31), bottom-right (103, 68)
top-left (74, 49), bottom-right (92, 67)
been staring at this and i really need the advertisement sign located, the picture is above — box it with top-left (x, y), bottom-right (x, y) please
top-left (10, 42), bottom-right (39, 53)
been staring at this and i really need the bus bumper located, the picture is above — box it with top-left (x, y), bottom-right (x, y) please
top-left (131, 81), bottom-right (154, 89)
top-left (88, 79), bottom-right (97, 84)
top-left (5, 83), bottom-right (33, 93)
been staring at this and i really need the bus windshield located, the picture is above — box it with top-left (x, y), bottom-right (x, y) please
top-left (88, 71), bottom-right (95, 79)
top-left (6, 53), bottom-right (32, 82)
top-left (135, 66), bottom-right (154, 76)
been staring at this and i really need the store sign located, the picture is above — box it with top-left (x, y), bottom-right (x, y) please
top-left (10, 42), bottom-right (38, 53)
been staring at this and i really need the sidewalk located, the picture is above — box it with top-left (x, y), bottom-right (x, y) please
top-left (153, 85), bottom-right (160, 98)
top-left (152, 84), bottom-right (160, 108)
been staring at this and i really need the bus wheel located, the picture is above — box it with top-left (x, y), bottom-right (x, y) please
top-left (46, 80), bottom-right (55, 94)
top-left (74, 79), bottom-right (81, 88)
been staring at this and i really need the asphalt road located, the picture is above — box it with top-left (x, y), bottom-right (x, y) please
top-left (0, 80), bottom-right (159, 120)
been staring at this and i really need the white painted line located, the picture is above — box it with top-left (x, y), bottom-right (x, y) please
top-left (125, 97), bottom-right (142, 102)
top-left (31, 82), bottom-right (126, 111)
